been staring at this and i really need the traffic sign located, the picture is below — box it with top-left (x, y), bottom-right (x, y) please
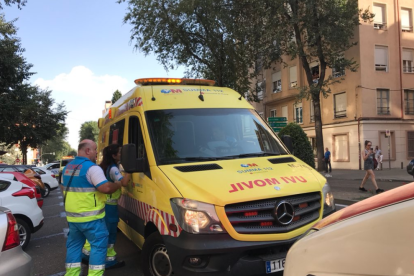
top-left (268, 117), bottom-right (287, 122)
top-left (269, 122), bottom-right (287, 127)
top-left (272, 127), bottom-right (283, 132)
top-left (15, 158), bottom-right (20, 163)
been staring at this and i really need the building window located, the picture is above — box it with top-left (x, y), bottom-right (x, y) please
top-left (408, 131), bottom-right (414, 158)
top-left (282, 106), bottom-right (288, 121)
top-left (272, 71), bottom-right (282, 93)
top-left (289, 66), bottom-right (297, 88)
top-left (377, 89), bottom-right (390, 115)
top-left (331, 56), bottom-right (346, 78)
top-left (401, 8), bottom-right (413, 32)
top-left (310, 62), bottom-right (319, 83)
top-left (334, 92), bottom-right (347, 118)
top-left (403, 48), bottom-right (414, 73)
top-left (405, 89), bottom-right (414, 115)
top-left (333, 134), bottom-right (349, 162)
top-left (257, 80), bottom-right (265, 100)
top-left (375, 45), bottom-right (388, 72)
top-left (373, 3), bottom-right (387, 30)
top-left (270, 109), bottom-right (277, 118)
top-left (293, 103), bottom-right (303, 123)
top-left (310, 100), bottom-right (315, 122)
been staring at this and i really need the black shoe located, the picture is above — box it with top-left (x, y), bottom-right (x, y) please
top-left (359, 187), bottom-right (368, 192)
top-left (376, 188), bottom-right (384, 194)
top-left (106, 260), bottom-right (125, 270)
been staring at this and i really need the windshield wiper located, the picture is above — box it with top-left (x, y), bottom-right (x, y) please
top-left (227, 152), bottom-right (282, 158)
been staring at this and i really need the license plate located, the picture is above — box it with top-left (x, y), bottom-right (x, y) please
top-left (265, 258), bottom-right (285, 273)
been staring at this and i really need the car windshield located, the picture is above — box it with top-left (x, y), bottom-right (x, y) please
top-left (146, 108), bottom-right (288, 165)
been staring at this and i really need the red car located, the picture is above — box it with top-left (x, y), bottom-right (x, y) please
top-left (0, 172), bottom-right (43, 208)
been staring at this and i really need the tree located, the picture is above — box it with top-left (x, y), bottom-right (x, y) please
top-left (111, 89), bottom-right (122, 104)
top-left (79, 121), bottom-right (99, 142)
top-left (278, 123), bottom-right (315, 168)
top-left (3, 86), bottom-right (68, 164)
top-left (119, 0), bottom-right (253, 95)
top-left (238, 0), bottom-right (373, 170)
top-left (0, 15), bottom-right (34, 142)
top-left (41, 126), bottom-right (76, 163)
top-left (0, 0), bottom-right (27, 9)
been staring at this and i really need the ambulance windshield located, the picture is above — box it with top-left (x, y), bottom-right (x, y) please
top-left (146, 108), bottom-right (288, 165)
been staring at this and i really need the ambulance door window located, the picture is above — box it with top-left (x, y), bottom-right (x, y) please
top-left (109, 119), bottom-right (125, 146)
top-left (129, 116), bottom-right (151, 178)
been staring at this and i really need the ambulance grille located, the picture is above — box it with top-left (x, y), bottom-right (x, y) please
top-left (224, 192), bottom-right (321, 234)
top-left (267, 157), bottom-right (296, 164)
top-left (174, 164), bottom-right (222, 172)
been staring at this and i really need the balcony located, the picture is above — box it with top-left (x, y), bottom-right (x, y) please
top-left (403, 66), bottom-right (414, 73)
top-left (290, 81), bottom-right (297, 88)
top-left (334, 109), bottom-right (346, 118)
top-left (375, 64), bottom-right (388, 72)
top-left (377, 107), bottom-right (390, 115)
top-left (374, 22), bottom-right (387, 30)
top-left (402, 26), bottom-right (413, 32)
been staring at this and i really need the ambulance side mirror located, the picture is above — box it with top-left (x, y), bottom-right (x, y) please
top-left (121, 144), bottom-right (145, 173)
top-left (281, 135), bottom-right (293, 153)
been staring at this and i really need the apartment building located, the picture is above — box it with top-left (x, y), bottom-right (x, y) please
top-left (252, 0), bottom-right (414, 170)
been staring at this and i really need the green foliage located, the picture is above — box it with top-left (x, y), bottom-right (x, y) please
top-left (278, 122), bottom-right (314, 168)
top-left (119, 0), bottom-right (253, 95)
top-left (79, 121), bottom-right (99, 142)
top-left (0, 0), bottom-right (27, 9)
top-left (111, 89), bottom-right (122, 104)
top-left (41, 126), bottom-right (76, 162)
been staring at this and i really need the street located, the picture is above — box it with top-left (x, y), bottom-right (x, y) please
top-left (23, 177), bottom-right (401, 276)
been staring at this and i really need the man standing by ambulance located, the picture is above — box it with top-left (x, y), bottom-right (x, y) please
top-left (61, 139), bottom-right (122, 276)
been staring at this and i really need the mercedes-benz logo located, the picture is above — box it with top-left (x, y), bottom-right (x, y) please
top-left (273, 201), bottom-right (295, 225)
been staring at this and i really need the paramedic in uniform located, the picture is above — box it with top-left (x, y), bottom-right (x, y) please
top-left (61, 139), bottom-right (122, 276)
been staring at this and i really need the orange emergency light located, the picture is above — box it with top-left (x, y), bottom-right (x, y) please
top-left (134, 78), bottom-right (215, 86)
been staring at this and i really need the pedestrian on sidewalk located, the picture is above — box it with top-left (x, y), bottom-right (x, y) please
top-left (324, 148), bottom-right (332, 173)
top-left (374, 145), bottom-right (383, 170)
top-left (359, 140), bottom-right (384, 194)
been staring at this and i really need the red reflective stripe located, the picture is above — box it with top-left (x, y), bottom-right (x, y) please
top-left (314, 182), bottom-right (414, 230)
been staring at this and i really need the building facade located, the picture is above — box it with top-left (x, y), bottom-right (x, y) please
top-left (252, 0), bottom-right (414, 170)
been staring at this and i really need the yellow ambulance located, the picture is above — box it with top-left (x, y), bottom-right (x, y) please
top-left (97, 78), bottom-right (335, 276)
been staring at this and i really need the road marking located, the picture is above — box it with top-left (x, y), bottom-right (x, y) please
top-left (60, 212), bottom-right (66, 217)
top-left (42, 202), bottom-right (64, 207)
top-left (31, 232), bottom-right (65, 241)
top-left (58, 196), bottom-right (63, 199)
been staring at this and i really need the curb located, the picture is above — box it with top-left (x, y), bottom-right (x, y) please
top-left (334, 198), bottom-right (358, 206)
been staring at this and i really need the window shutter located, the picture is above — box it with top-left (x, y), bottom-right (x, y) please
top-left (282, 106), bottom-right (288, 120)
top-left (272, 71), bottom-right (281, 82)
top-left (375, 46), bottom-right (388, 65)
top-left (373, 4), bottom-right (384, 23)
top-left (335, 93), bottom-right (347, 112)
top-left (289, 66), bottom-right (297, 83)
top-left (403, 49), bottom-right (413, 61)
top-left (401, 8), bottom-right (410, 27)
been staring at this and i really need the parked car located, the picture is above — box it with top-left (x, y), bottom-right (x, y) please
top-left (0, 206), bottom-right (33, 275)
top-left (0, 174), bottom-right (44, 249)
top-left (407, 159), bottom-right (414, 177)
top-left (58, 158), bottom-right (74, 184)
top-left (32, 167), bottom-right (59, 197)
top-left (38, 162), bottom-right (60, 175)
top-left (0, 165), bottom-right (47, 197)
top-left (284, 182), bottom-right (414, 276)
top-left (0, 172), bottom-right (43, 208)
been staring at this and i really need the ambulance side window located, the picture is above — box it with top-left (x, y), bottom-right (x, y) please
top-left (109, 119), bottom-right (125, 146)
top-left (129, 116), bottom-right (151, 177)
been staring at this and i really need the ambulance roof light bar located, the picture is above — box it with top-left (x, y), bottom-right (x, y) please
top-left (134, 78), bottom-right (216, 86)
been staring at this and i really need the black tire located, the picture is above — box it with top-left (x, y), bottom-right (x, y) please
top-left (16, 218), bottom-right (31, 250)
top-left (142, 232), bottom-right (174, 276)
top-left (42, 184), bottom-right (50, 198)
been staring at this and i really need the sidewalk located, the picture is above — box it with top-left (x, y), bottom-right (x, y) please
top-left (323, 168), bottom-right (413, 206)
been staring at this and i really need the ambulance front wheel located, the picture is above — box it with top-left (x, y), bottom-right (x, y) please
top-left (142, 232), bottom-right (174, 276)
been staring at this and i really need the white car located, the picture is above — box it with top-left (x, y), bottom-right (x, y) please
top-left (32, 167), bottom-right (59, 197)
top-left (0, 174), bottom-right (44, 250)
top-left (38, 163), bottom-right (60, 175)
top-left (0, 206), bottom-right (33, 275)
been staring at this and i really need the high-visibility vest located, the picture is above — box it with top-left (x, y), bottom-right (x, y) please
top-left (62, 157), bottom-right (106, 223)
top-left (105, 164), bottom-right (121, 206)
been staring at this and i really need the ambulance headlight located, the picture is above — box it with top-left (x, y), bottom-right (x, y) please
top-left (171, 198), bottom-right (226, 234)
top-left (322, 182), bottom-right (335, 216)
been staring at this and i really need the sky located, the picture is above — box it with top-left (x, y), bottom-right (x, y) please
top-left (3, 0), bottom-right (185, 150)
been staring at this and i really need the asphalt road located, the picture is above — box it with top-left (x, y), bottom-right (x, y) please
top-left (27, 186), bottom-right (356, 276)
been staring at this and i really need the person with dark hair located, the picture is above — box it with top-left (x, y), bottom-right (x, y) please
top-left (82, 144), bottom-right (131, 270)
top-left (61, 140), bottom-right (122, 276)
top-left (359, 140), bottom-right (384, 194)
